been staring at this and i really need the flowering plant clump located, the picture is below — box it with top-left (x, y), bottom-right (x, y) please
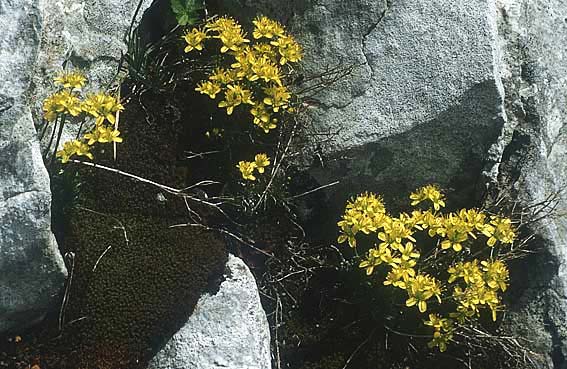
top-left (40, 70), bottom-right (124, 163)
top-left (337, 185), bottom-right (516, 352)
top-left (183, 15), bottom-right (302, 180)
top-left (237, 153), bottom-right (271, 181)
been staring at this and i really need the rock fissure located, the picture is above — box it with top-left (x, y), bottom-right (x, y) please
top-left (360, 0), bottom-right (390, 82)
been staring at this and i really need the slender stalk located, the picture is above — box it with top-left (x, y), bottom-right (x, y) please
top-left (75, 119), bottom-right (85, 140)
top-left (44, 115), bottom-right (59, 160)
top-left (50, 113), bottom-right (67, 166)
top-left (38, 118), bottom-right (51, 141)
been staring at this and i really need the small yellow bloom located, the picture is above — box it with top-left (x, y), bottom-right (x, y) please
top-left (183, 28), bottom-right (208, 53)
top-left (208, 68), bottom-right (237, 85)
top-left (252, 16), bottom-right (285, 39)
top-left (237, 161), bottom-right (257, 181)
top-left (263, 85), bottom-right (291, 112)
top-left (53, 70), bottom-right (87, 90)
top-left (270, 34), bottom-right (303, 65)
top-left (42, 90), bottom-right (82, 121)
top-left (81, 92), bottom-right (123, 125)
top-left (218, 84), bottom-right (253, 115)
top-left (410, 185), bottom-right (446, 211)
top-left (254, 153), bottom-right (270, 173)
top-left (195, 80), bottom-right (222, 99)
top-left (56, 139), bottom-right (93, 163)
top-left (218, 27), bottom-right (250, 53)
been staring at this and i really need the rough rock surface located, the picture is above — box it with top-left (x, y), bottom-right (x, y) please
top-left (219, 0), bottom-right (505, 206)
top-left (30, 0), bottom-right (153, 121)
top-left (147, 254), bottom-right (272, 369)
top-left (0, 0), bottom-right (67, 333)
top-left (493, 1), bottom-right (567, 368)
top-left (216, 0), bottom-right (567, 367)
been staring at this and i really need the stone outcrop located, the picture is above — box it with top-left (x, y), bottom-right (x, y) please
top-left (492, 1), bottom-right (567, 368)
top-left (148, 255), bottom-right (272, 369)
top-left (0, 0), bottom-right (67, 333)
top-left (31, 0), bottom-right (153, 100)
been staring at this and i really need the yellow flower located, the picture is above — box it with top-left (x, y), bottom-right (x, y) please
top-left (427, 329), bottom-right (453, 352)
top-left (218, 26), bottom-right (250, 53)
top-left (183, 28), bottom-right (208, 52)
top-left (359, 248), bottom-right (384, 276)
top-left (270, 34), bottom-right (303, 65)
top-left (195, 80), bottom-right (222, 99)
top-left (231, 47), bottom-right (256, 79)
top-left (53, 70), bottom-right (87, 90)
top-left (378, 217), bottom-right (415, 250)
top-left (237, 161), bottom-right (257, 181)
top-left (42, 90), bottom-right (82, 121)
top-left (481, 216), bottom-right (516, 246)
top-left (405, 274), bottom-right (442, 313)
top-left (252, 16), bottom-right (285, 39)
top-left (254, 153), bottom-right (270, 173)
top-left (399, 242), bottom-right (420, 260)
top-left (410, 184), bottom-right (446, 211)
top-left (337, 192), bottom-right (387, 247)
top-left (205, 16), bottom-right (240, 33)
top-left (218, 84), bottom-right (253, 115)
top-left (82, 92), bottom-right (123, 125)
top-left (251, 56), bottom-right (283, 85)
top-left (253, 43), bottom-right (277, 60)
top-left (263, 85), bottom-right (291, 112)
top-left (208, 68), bottom-right (237, 85)
top-left (440, 214), bottom-right (469, 252)
top-left (384, 267), bottom-right (409, 289)
top-left (250, 103), bottom-right (278, 133)
top-left (481, 260), bottom-right (509, 292)
top-left (56, 139), bottom-right (93, 163)
top-left (447, 260), bottom-right (483, 285)
top-left (84, 126), bottom-right (123, 145)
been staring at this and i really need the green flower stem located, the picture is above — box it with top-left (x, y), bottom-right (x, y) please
top-left (50, 113), bottom-right (67, 165)
top-left (44, 115), bottom-right (60, 160)
top-left (38, 118), bottom-right (51, 141)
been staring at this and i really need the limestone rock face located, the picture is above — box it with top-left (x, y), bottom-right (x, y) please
top-left (0, 0), bottom-right (67, 333)
top-left (148, 255), bottom-right (272, 369)
top-left (494, 1), bottom-right (567, 367)
top-left (31, 0), bottom-right (153, 100)
top-left (219, 0), bottom-right (505, 205)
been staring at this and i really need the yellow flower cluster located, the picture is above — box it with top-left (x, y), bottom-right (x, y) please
top-left (424, 314), bottom-right (454, 352)
top-left (41, 70), bottom-right (124, 163)
top-left (236, 153), bottom-right (270, 181)
top-left (54, 70), bottom-right (87, 90)
top-left (448, 259), bottom-right (508, 322)
top-left (337, 185), bottom-right (516, 352)
top-left (186, 16), bottom-right (302, 134)
top-left (337, 192), bottom-right (386, 247)
top-left (409, 184), bottom-right (446, 211)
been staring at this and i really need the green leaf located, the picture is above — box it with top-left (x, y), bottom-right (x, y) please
top-left (170, 0), bottom-right (203, 26)
top-left (170, 0), bottom-right (184, 15)
top-left (178, 14), bottom-right (189, 26)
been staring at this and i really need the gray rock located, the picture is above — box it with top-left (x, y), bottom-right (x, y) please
top-left (492, 0), bottom-right (567, 367)
top-left (0, 0), bottom-right (67, 333)
top-left (30, 0), bottom-right (153, 143)
top-left (148, 254), bottom-right (272, 369)
top-left (219, 0), bottom-right (505, 205)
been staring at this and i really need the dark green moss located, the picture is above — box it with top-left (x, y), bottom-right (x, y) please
top-left (50, 88), bottom-right (228, 369)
